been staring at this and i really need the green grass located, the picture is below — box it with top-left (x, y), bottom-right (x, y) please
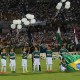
top-left (0, 54), bottom-right (80, 80)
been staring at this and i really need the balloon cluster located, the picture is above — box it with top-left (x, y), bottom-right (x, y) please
top-left (11, 14), bottom-right (36, 29)
top-left (56, 0), bottom-right (71, 10)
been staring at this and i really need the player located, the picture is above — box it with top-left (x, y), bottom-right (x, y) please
top-left (33, 46), bottom-right (40, 72)
top-left (60, 59), bottom-right (67, 72)
top-left (59, 45), bottom-right (68, 61)
top-left (1, 48), bottom-right (7, 72)
top-left (21, 47), bottom-right (28, 73)
top-left (46, 45), bottom-right (53, 71)
top-left (8, 48), bottom-right (16, 72)
top-left (30, 45), bottom-right (35, 71)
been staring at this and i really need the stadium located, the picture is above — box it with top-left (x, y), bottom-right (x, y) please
top-left (0, 0), bottom-right (80, 80)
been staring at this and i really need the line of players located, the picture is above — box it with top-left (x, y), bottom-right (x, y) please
top-left (0, 45), bottom-right (53, 73)
top-left (0, 45), bottom-right (68, 73)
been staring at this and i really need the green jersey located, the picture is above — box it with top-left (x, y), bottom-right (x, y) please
top-left (8, 52), bottom-right (15, 59)
top-left (33, 51), bottom-right (40, 58)
top-left (60, 62), bottom-right (67, 67)
top-left (59, 48), bottom-right (67, 54)
top-left (46, 50), bottom-right (52, 57)
top-left (1, 52), bottom-right (6, 59)
top-left (22, 51), bottom-right (28, 59)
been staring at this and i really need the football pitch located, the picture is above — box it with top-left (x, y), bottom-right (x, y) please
top-left (0, 54), bottom-right (80, 80)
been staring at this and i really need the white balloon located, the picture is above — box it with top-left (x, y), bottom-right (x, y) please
top-left (61, 0), bottom-right (66, 2)
top-left (65, 4), bottom-right (70, 9)
top-left (57, 2), bottom-right (62, 7)
top-left (56, 2), bottom-right (62, 10)
top-left (24, 20), bottom-right (30, 25)
top-left (11, 24), bottom-right (16, 29)
top-left (56, 5), bottom-right (62, 10)
top-left (30, 19), bottom-right (36, 24)
top-left (17, 25), bottom-right (22, 29)
top-left (13, 20), bottom-right (18, 24)
top-left (30, 15), bottom-right (35, 19)
top-left (17, 19), bottom-right (21, 24)
top-left (26, 14), bottom-right (32, 19)
top-left (66, 1), bottom-right (70, 5)
top-left (21, 18), bottom-right (27, 22)
top-left (13, 20), bottom-right (21, 24)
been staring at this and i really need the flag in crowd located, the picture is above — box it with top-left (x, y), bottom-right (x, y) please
top-left (56, 27), bottom-right (63, 45)
top-left (74, 26), bottom-right (78, 45)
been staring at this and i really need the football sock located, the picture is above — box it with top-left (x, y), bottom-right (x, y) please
top-left (47, 64), bottom-right (49, 71)
top-left (50, 64), bottom-right (52, 71)
top-left (1, 66), bottom-right (3, 72)
top-left (4, 67), bottom-right (6, 72)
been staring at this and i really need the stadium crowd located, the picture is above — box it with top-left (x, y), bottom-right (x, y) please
top-left (0, 0), bottom-right (80, 21)
top-left (0, 23), bottom-right (80, 52)
top-left (0, 0), bottom-right (80, 52)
